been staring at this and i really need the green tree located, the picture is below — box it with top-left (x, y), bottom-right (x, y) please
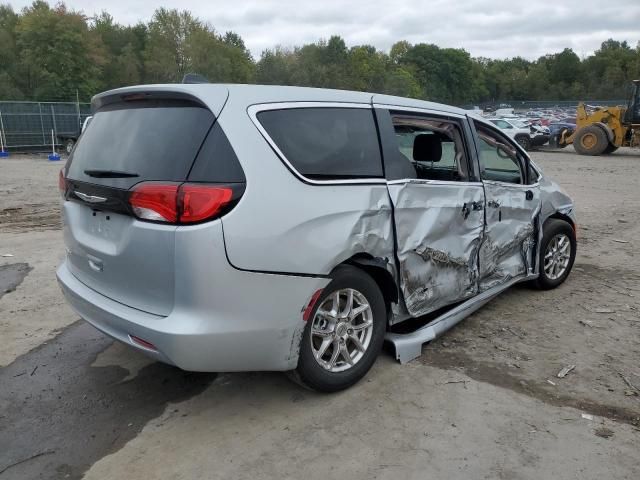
top-left (15, 1), bottom-right (103, 100)
top-left (0, 4), bottom-right (22, 98)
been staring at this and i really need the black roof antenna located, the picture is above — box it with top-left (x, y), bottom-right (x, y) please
top-left (182, 73), bottom-right (210, 84)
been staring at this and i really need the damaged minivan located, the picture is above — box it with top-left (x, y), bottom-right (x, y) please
top-left (57, 84), bottom-right (576, 392)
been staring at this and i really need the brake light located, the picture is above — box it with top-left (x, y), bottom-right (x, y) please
top-left (130, 184), bottom-right (179, 222)
top-left (180, 185), bottom-right (233, 223)
top-left (129, 183), bottom-right (234, 224)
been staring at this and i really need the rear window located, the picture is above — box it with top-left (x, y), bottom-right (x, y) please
top-left (257, 108), bottom-right (383, 180)
top-left (67, 100), bottom-right (215, 189)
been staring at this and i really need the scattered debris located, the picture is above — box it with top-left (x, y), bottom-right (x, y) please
top-left (594, 427), bottom-right (614, 439)
top-left (557, 365), bottom-right (576, 378)
top-left (441, 380), bottom-right (469, 386)
top-left (624, 390), bottom-right (637, 397)
top-left (579, 319), bottom-right (594, 327)
top-left (611, 239), bottom-right (629, 244)
top-left (30, 365), bottom-right (38, 376)
top-left (1, 253), bottom-right (14, 257)
top-left (581, 413), bottom-right (594, 421)
top-left (546, 379), bottom-right (556, 386)
top-left (593, 308), bottom-right (615, 314)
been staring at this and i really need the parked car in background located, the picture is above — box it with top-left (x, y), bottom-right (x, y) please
top-left (487, 117), bottom-right (549, 150)
top-left (57, 84), bottom-right (577, 392)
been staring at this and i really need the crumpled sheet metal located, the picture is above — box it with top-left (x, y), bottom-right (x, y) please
top-left (389, 182), bottom-right (485, 317)
top-left (478, 181), bottom-right (540, 292)
top-left (345, 190), bottom-right (395, 266)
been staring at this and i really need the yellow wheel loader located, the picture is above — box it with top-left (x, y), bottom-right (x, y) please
top-left (557, 80), bottom-right (640, 155)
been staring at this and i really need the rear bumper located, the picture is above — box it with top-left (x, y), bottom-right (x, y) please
top-left (56, 222), bottom-right (329, 372)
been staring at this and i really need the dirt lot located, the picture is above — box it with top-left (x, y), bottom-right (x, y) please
top-left (1, 149), bottom-right (639, 479)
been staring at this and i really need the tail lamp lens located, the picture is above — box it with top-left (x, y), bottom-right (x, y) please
top-left (180, 185), bottom-right (233, 223)
top-left (129, 183), bottom-right (234, 224)
top-left (129, 184), bottom-right (179, 222)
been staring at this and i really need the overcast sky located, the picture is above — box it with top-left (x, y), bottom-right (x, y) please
top-left (9, 0), bottom-right (640, 60)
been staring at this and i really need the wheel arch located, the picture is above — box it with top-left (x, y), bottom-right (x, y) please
top-left (545, 212), bottom-right (576, 232)
top-left (337, 253), bottom-right (399, 315)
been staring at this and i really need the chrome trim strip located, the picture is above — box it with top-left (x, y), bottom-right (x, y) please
top-left (482, 180), bottom-right (541, 189)
top-left (373, 103), bottom-right (467, 119)
top-left (386, 179), bottom-right (484, 187)
top-left (248, 102), bottom-right (387, 186)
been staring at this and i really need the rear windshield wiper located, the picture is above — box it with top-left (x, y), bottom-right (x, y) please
top-left (84, 169), bottom-right (139, 178)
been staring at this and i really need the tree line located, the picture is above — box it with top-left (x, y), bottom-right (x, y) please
top-left (1, 1), bottom-right (639, 104)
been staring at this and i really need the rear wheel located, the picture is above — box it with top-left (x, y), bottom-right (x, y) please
top-left (573, 126), bottom-right (608, 155)
top-left (292, 265), bottom-right (386, 392)
top-left (515, 135), bottom-right (531, 151)
top-left (534, 219), bottom-right (576, 290)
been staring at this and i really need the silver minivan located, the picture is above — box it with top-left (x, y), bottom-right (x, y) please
top-left (57, 84), bottom-right (576, 392)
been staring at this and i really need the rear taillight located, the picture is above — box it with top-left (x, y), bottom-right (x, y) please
top-left (129, 183), bottom-right (236, 224)
top-left (129, 184), bottom-right (179, 222)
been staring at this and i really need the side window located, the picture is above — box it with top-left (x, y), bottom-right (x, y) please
top-left (391, 113), bottom-right (469, 182)
top-left (257, 107), bottom-right (382, 180)
top-left (474, 122), bottom-right (524, 184)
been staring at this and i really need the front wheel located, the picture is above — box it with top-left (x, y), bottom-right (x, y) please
top-left (534, 219), bottom-right (576, 290)
top-left (292, 265), bottom-right (386, 392)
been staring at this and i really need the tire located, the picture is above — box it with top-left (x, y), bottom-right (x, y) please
top-left (515, 135), bottom-right (531, 151)
top-left (603, 142), bottom-right (619, 154)
top-left (65, 139), bottom-right (75, 155)
top-left (292, 265), bottom-right (386, 392)
top-left (533, 219), bottom-right (576, 290)
top-left (573, 125), bottom-right (608, 155)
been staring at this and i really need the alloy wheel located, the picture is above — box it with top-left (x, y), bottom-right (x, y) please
top-left (544, 233), bottom-right (571, 280)
top-left (310, 288), bottom-right (374, 373)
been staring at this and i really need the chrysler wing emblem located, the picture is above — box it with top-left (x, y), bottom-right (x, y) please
top-left (75, 191), bottom-right (107, 204)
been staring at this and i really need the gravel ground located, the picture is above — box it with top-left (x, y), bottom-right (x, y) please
top-left (0, 149), bottom-right (639, 479)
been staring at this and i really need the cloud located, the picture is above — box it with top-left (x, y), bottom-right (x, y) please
top-left (9, 0), bottom-right (640, 59)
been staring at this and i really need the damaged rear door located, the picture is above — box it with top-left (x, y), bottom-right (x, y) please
top-left (375, 107), bottom-right (485, 317)
top-left (471, 120), bottom-right (541, 291)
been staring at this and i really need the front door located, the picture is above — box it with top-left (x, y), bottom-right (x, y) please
top-left (378, 108), bottom-right (485, 318)
top-left (472, 120), bottom-right (541, 291)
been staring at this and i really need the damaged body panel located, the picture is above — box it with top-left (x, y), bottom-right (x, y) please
top-left (479, 181), bottom-right (541, 291)
top-left (388, 180), bottom-right (485, 317)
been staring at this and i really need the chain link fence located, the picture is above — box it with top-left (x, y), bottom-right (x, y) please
top-left (0, 101), bottom-right (92, 153)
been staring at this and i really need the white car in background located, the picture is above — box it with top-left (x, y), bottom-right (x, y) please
top-left (487, 118), bottom-right (549, 150)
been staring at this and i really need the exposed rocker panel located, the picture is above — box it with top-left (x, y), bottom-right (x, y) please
top-left (385, 275), bottom-right (536, 364)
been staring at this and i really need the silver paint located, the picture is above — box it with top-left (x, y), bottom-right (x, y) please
top-left (388, 181), bottom-right (485, 317)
